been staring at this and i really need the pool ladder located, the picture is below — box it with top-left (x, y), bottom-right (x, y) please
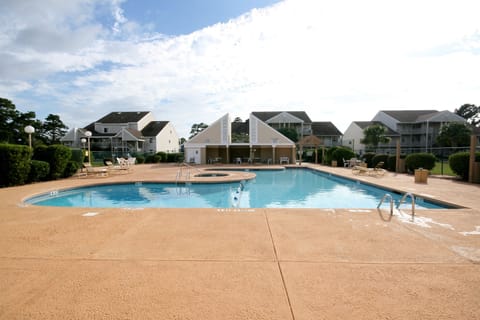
top-left (176, 164), bottom-right (191, 184)
top-left (231, 181), bottom-right (245, 208)
top-left (377, 192), bottom-right (415, 218)
top-left (175, 164), bottom-right (191, 195)
top-left (397, 192), bottom-right (415, 218)
top-left (377, 193), bottom-right (394, 215)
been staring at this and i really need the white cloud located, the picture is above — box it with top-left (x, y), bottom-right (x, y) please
top-left (1, 0), bottom-right (480, 137)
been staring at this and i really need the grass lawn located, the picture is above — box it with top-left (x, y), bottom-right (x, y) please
top-left (430, 161), bottom-right (456, 176)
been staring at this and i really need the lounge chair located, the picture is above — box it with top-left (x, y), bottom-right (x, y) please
top-left (106, 160), bottom-right (130, 174)
top-left (352, 161), bottom-right (386, 176)
top-left (280, 157), bottom-right (289, 164)
top-left (82, 163), bottom-right (108, 177)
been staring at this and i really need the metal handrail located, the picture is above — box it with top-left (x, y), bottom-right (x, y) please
top-left (396, 192), bottom-right (415, 217)
top-left (231, 181), bottom-right (245, 208)
top-left (181, 161), bottom-right (202, 173)
top-left (377, 193), bottom-right (394, 215)
top-left (176, 168), bottom-right (184, 183)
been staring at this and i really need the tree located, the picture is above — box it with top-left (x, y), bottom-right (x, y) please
top-left (189, 122), bottom-right (208, 139)
top-left (435, 122), bottom-right (472, 147)
top-left (233, 117), bottom-right (243, 123)
top-left (0, 98), bottom-right (21, 143)
top-left (41, 114), bottom-right (68, 144)
top-left (0, 98), bottom-right (39, 145)
top-left (16, 111), bottom-right (40, 146)
top-left (455, 104), bottom-right (479, 127)
top-left (360, 124), bottom-right (390, 151)
top-left (277, 127), bottom-right (298, 142)
top-left (1, 97), bottom-right (68, 146)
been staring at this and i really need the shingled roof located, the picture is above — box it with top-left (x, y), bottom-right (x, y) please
top-left (353, 121), bottom-right (399, 135)
top-left (311, 122), bottom-right (342, 136)
top-left (96, 111), bottom-right (150, 123)
top-left (142, 121), bottom-right (169, 136)
top-left (251, 111), bottom-right (312, 123)
top-left (381, 110), bottom-right (438, 122)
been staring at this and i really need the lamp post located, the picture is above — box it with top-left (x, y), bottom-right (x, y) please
top-left (81, 138), bottom-right (87, 162)
top-left (84, 131), bottom-right (92, 164)
top-left (24, 125), bottom-right (35, 149)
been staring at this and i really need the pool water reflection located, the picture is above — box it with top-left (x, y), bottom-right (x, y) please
top-left (26, 168), bottom-right (448, 209)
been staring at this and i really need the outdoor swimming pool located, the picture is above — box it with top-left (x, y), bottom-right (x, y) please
top-left (25, 168), bottom-right (450, 209)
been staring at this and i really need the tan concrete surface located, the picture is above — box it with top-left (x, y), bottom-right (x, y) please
top-left (0, 163), bottom-right (479, 319)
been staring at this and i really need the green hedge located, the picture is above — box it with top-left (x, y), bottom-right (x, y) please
top-left (333, 147), bottom-right (355, 166)
top-left (362, 152), bottom-right (376, 168)
top-left (145, 154), bottom-right (162, 163)
top-left (28, 160), bottom-right (50, 182)
top-left (387, 155), bottom-right (396, 171)
top-left (324, 147), bottom-right (337, 164)
top-left (372, 154), bottom-right (389, 168)
top-left (0, 144), bottom-right (32, 187)
top-left (70, 148), bottom-right (84, 166)
top-left (156, 151), bottom-right (167, 162)
top-left (63, 161), bottom-right (80, 178)
top-left (143, 152), bottom-right (184, 163)
top-left (448, 151), bottom-right (480, 180)
top-left (166, 152), bottom-right (184, 162)
top-left (405, 153), bottom-right (436, 172)
top-left (34, 144), bottom-right (72, 180)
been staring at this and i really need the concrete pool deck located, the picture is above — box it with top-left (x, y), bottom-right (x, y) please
top-left (0, 163), bottom-right (479, 319)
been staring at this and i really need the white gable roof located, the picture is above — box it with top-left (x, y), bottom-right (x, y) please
top-left (266, 111), bottom-right (304, 124)
top-left (425, 110), bottom-right (466, 123)
top-left (185, 114), bottom-right (230, 146)
top-left (249, 114), bottom-right (295, 146)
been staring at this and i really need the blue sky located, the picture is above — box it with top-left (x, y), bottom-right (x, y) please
top-left (121, 0), bottom-right (280, 35)
top-left (1, 0), bottom-right (479, 138)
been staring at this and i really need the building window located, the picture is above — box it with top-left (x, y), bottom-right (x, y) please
top-left (104, 128), bottom-right (108, 133)
top-left (149, 138), bottom-right (153, 143)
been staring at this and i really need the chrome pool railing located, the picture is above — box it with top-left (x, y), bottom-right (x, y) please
top-left (377, 193), bottom-right (394, 215)
top-left (396, 192), bottom-right (415, 218)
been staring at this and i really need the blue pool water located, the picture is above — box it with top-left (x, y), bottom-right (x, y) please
top-left (26, 168), bottom-right (449, 209)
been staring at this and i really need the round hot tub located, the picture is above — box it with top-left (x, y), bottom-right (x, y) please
top-left (194, 173), bottom-right (229, 177)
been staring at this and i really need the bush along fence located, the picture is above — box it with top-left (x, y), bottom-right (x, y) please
top-left (0, 144), bottom-right (81, 188)
top-left (315, 144), bottom-right (480, 183)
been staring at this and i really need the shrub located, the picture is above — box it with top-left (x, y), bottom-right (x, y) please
top-left (372, 154), bottom-right (389, 168)
top-left (331, 147), bottom-right (355, 166)
top-left (70, 148), bottom-right (84, 167)
top-left (385, 154), bottom-right (407, 172)
top-left (387, 155), bottom-right (396, 172)
top-left (0, 144), bottom-right (32, 187)
top-left (448, 151), bottom-right (480, 180)
top-left (28, 160), bottom-right (50, 182)
top-left (362, 152), bottom-right (376, 168)
top-left (156, 151), bottom-right (167, 162)
top-left (63, 161), bottom-right (80, 178)
top-left (145, 154), bottom-right (162, 163)
top-left (166, 152), bottom-right (184, 163)
top-left (135, 156), bottom-right (145, 164)
top-left (324, 147), bottom-right (338, 164)
top-left (405, 153), bottom-right (436, 172)
top-left (315, 148), bottom-right (324, 164)
top-left (34, 144), bottom-right (72, 180)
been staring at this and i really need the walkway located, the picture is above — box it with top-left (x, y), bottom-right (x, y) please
top-left (0, 164), bottom-right (479, 319)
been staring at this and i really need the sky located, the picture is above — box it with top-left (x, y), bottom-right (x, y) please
top-left (1, 0), bottom-right (480, 139)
